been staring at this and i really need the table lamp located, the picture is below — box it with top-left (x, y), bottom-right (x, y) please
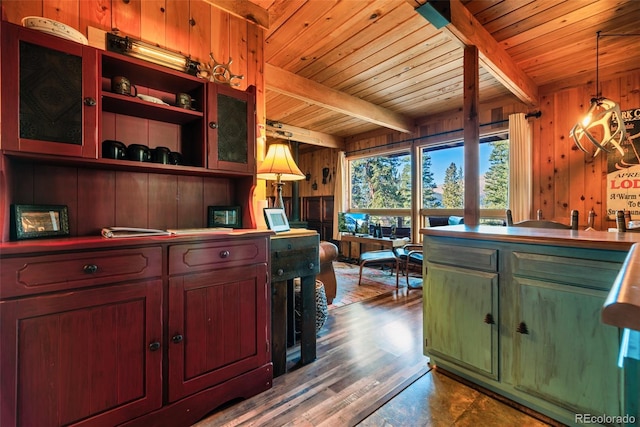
top-left (257, 142), bottom-right (305, 212)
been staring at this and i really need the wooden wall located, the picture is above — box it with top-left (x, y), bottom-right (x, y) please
top-left (536, 70), bottom-right (640, 231)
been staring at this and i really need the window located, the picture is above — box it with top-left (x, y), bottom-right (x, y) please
top-left (345, 133), bottom-right (510, 237)
top-left (348, 151), bottom-right (412, 229)
top-left (420, 134), bottom-right (509, 224)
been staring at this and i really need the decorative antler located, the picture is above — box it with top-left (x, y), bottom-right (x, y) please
top-left (197, 54), bottom-right (244, 87)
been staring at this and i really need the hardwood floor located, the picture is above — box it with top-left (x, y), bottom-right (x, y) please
top-left (194, 288), bottom-right (554, 427)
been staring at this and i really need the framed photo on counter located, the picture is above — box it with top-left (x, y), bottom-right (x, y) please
top-left (264, 208), bottom-right (290, 232)
top-left (208, 205), bottom-right (242, 228)
top-left (10, 204), bottom-right (70, 240)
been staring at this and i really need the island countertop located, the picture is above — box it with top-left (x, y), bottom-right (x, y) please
top-left (420, 224), bottom-right (640, 252)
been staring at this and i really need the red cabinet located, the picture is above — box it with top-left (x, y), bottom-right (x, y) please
top-left (167, 239), bottom-right (270, 402)
top-left (0, 280), bottom-right (162, 427)
top-left (0, 21), bottom-right (99, 158)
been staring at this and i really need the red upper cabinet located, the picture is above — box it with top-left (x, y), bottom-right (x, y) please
top-left (0, 21), bottom-right (99, 158)
top-left (207, 84), bottom-right (256, 174)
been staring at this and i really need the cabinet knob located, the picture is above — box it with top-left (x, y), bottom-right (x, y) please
top-left (83, 264), bottom-right (98, 274)
top-left (219, 250), bottom-right (230, 258)
top-left (83, 97), bottom-right (96, 106)
top-left (149, 341), bottom-right (161, 351)
top-left (172, 334), bottom-right (184, 344)
top-left (276, 268), bottom-right (284, 276)
top-left (308, 262), bottom-right (315, 270)
top-left (208, 122), bottom-right (218, 129)
top-left (484, 313), bottom-right (495, 324)
top-left (516, 322), bottom-right (529, 334)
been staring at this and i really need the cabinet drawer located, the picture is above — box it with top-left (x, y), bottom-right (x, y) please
top-left (0, 247), bottom-right (162, 298)
top-left (270, 235), bottom-right (320, 282)
top-left (427, 243), bottom-right (498, 272)
top-left (511, 252), bottom-right (621, 291)
top-left (169, 238), bottom-right (268, 275)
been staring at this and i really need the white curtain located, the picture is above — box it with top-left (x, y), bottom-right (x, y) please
top-left (333, 151), bottom-right (347, 240)
top-left (508, 113), bottom-right (532, 222)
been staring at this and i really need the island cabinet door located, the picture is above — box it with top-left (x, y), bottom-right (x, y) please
top-left (0, 281), bottom-right (163, 427)
top-left (167, 263), bottom-right (269, 402)
top-left (424, 263), bottom-right (499, 380)
top-left (512, 277), bottom-right (623, 418)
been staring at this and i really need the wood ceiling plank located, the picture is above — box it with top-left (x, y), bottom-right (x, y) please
top-left (263, 0), bottom-right (305, 37)
top-left (264, 0), bottom-right (339, 61)
top-left (201, 0), bottom-right (269, 29)
top-left (266, 63), bottom-right (415, 133)
top-left (282, 0), bottom-right (403, 76)
top-left (345, 43), bottom-right (462, 97)
top-left (507, 5), bottom-right (640, 61)
top-left (318, 23), bottom-right (447, 91)
top-left (496, 0), bottom-right (616, 48)
top-left (475, 0), bottom-right (559, 34)
top-left (300, 9), bottom-right (431, 88)
top-left (293, 1), bottom-right (411, 78)
top-left (266, 0), bottom-right (375, 69)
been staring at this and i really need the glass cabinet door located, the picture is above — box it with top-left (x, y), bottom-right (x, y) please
top-left (1, 22), bottom-right (98, 158)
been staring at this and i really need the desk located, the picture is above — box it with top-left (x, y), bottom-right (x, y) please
top-left (341, 234), bottom-right (407, 259)
top-left (270, 229), bottom-right (320, 377)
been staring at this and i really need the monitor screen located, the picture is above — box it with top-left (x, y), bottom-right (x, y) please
top-left (337, 212), bottom-right (370, 235)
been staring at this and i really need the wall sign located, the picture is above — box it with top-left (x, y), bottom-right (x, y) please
top-left (607, 108), bottom-right (640, 219)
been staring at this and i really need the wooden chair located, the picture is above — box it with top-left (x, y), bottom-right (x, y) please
top-left (393, 244), bottom-right (423, 289)
top-left (616, 210), bottom-right (640, 232)
top-left (505, 209), bottom-right (579, 230)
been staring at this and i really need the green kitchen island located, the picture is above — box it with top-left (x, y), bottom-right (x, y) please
top-left (421, 225), bottom-right (640, 427)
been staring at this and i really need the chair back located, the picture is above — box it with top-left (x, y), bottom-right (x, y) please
top-left (616, 210), bottom-right (640, 232)
top-left (506, 209), bottom-right (579, 230)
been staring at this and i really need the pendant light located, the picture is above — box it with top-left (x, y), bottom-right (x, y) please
top-left (570, 31), bottom-right (626, 158)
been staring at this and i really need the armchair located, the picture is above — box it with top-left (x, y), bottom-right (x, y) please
top-left (317, 241), bottom-right (339, 304)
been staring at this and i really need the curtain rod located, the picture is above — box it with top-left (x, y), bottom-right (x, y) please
top-left (346, 111), bottom-right (541, 156)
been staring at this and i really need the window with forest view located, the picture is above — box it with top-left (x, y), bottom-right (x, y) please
top-left (421, 136), bottom-right (509, 210)
top-left (346, 135), bottom-right (509, 232)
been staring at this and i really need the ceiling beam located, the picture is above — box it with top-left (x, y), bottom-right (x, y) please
top-left (265, 63), bottom-right (416, 134)
top-left (201, 0), bottom-right (269, 30)
top-left (410, 0), bottom-right (538, 106)
top-left (266, 121), bottom-right (344, 149)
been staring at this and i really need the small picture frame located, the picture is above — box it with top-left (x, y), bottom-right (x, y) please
top-left (264, 208), bottom-right (290, 232)
top-left (10, 204), bottom-right (70, 241)
top-left (207, 205), bottom-right (242, 228)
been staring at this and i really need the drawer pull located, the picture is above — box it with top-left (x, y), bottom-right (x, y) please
top-left (83, 264), bottom-right (98, 274)
top-left (149, 341), bottom-right (161, 351)
top-left (484, 313), bottom-right (495, 325)
top-left (172, 334), bottom-right (184, 344)
top-left (276, 268), bottom-right (284, 276)
top-left (308, 262), bottom-right (315, 270)
top-left (219, 250), bottom-right (230, 258)
top-left (516, 322), bottom-right (529, 334)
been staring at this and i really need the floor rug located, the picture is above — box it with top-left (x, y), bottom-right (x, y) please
top-left (329, 261), bottom-right (422, 309)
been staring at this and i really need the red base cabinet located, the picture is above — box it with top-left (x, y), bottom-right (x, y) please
top-left (0, 281), bottom-right (162, 427)
top-left (0, 233), bottom-right (273, 427)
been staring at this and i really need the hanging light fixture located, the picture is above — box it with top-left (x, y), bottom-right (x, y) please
top-left (570, 31), bottom-right (627, 157)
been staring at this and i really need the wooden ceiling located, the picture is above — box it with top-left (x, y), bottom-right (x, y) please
top-left (247, 0), bottom-right (640, 144)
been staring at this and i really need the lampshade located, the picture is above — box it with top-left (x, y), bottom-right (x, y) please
top-left (256, 143), bottom-right (305, 181)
